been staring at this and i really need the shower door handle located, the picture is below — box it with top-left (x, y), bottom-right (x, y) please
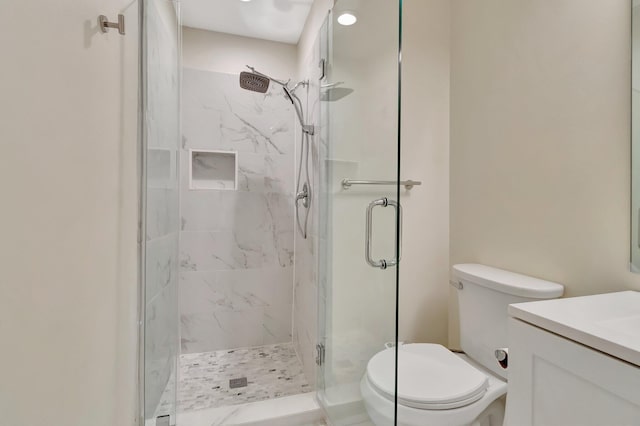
top-left (365, 198), bottom-right (402, 269)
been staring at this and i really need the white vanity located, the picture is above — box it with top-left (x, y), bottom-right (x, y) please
top-left (505, 291), bottom-right (640, 426)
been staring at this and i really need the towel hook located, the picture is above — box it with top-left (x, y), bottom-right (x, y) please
top-left (99, 14), bottom-right (125, 35)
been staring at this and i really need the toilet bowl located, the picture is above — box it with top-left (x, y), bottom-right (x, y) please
top-left (361, 264), bottom-right (564, 426)
top-left (361, 344), bottom-right (507, 426)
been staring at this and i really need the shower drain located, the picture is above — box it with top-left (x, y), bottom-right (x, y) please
top-left (229, 377), bottom-right (248, 389)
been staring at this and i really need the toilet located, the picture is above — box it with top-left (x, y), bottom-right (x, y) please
top-left (361, 264), bottom-right (564, 426)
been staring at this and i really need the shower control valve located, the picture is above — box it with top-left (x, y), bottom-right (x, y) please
top-left (296, 183), bottom-right (311, 209)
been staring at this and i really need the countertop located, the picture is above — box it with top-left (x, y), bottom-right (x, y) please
top-left (508, 291), bottom-right (640, 367)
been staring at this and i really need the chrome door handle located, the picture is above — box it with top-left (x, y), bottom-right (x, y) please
top-left (365, 197), bottom-right (402, 269)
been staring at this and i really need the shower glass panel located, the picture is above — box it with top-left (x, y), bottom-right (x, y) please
top-left (141, 0), bottom-right (181, 424)
top-left (318, 1), bottom-right (402, 424)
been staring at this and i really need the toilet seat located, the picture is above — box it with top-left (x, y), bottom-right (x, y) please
top-left (366, 344), bottom-right (489, 410)
top-left (361, 348), bottom-right (508, 426)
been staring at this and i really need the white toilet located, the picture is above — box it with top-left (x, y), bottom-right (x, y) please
top-left (361, 264), bottom-right (564, 426)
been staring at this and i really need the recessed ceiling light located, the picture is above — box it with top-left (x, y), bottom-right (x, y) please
top-left (239, 0), bottom-right (252, 2)
top-left (337, 12), bottom-right (357, 26)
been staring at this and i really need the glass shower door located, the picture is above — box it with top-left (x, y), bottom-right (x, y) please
top-left (141, 0), bottom-right (181, 424)
top-left (318, 1), bottom-right (402, 424)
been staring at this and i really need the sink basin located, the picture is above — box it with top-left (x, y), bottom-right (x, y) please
top-left (509, 291), bottom-right (640, 367)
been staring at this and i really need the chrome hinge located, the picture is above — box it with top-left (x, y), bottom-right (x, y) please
top-left (316, 343), bottom-right (325, 366)
top-left (137, 220), bottom-right (143, 245)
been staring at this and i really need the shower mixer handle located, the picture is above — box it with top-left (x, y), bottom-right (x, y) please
top-left (296, 183), bottom-right (311, 209)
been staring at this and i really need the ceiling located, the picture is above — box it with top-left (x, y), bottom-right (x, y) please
top-left (181, 0), bottom-right (315, 45)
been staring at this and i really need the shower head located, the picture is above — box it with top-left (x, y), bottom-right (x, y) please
top-left (238, 65), bottom-right (314, 135)
top-left (239, 71), bottom-right (270, 94)
top-left (321, 81), bottom-right (353, 102)
top-left (321, 87), bottom-right (354, 102)
top-left (240, 65), bottom-right (289, 92)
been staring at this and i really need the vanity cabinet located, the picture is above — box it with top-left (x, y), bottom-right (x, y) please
top-left (505, 291), bottom-right (640, 426)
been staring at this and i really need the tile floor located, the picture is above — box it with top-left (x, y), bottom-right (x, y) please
top-left (178, 342), bottom-right (311, 412)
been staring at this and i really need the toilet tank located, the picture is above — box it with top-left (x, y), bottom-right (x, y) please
top-left (452, 264), bottom-right (564, 379)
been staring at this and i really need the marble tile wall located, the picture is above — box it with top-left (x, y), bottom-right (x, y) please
top-left (180, 69), bottom-right (296, 354)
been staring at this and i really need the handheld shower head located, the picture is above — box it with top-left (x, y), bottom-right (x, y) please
top-left (239, 71), bottom-right (270, 93)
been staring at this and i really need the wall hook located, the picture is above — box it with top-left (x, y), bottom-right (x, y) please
top-left (99, 14), bottom-right (125, 35)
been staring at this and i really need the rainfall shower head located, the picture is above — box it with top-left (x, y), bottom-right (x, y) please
top-left (239, 65), bottom-right (289, 94)
top-left (239, 71), bottom-right (270, 93)
top-left (239, 65), bottom-right (315, 135)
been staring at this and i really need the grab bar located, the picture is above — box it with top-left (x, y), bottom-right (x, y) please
top-left (342, 179), bottom-right (421, 190)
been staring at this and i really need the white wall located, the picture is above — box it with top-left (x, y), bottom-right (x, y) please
top-left (0, 1), bottom-right (139, 425)
top-left (399, 0), bottom-right (450, 346)
top-left (450, 0), bottom-right (640, 347)
top-left (183, 27), bottom-right (297, 77)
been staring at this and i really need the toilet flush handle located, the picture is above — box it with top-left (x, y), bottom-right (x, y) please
top-left (495, 348), bottom-right (509, 369)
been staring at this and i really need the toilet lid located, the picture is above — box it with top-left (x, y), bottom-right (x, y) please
top-left (366, 343), bottom-right (489, 410)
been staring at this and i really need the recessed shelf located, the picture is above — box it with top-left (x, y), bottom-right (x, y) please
top-left (189, 149), bottom-right (237, 190)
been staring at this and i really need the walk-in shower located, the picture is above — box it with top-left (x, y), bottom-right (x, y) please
top-left (240, 65), bottom-right (314, 239)
top-left (141, 0), bottom-right (403, 424)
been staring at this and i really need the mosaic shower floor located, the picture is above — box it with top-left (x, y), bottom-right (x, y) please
top-left (178, 343), bottom-right (311, 412)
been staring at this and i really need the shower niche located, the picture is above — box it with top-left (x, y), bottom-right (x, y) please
top-left (188, 149), bottom-right (237, 190)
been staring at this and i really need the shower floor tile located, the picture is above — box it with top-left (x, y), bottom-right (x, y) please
top-left (178, 343), bottom-right (311, 412)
